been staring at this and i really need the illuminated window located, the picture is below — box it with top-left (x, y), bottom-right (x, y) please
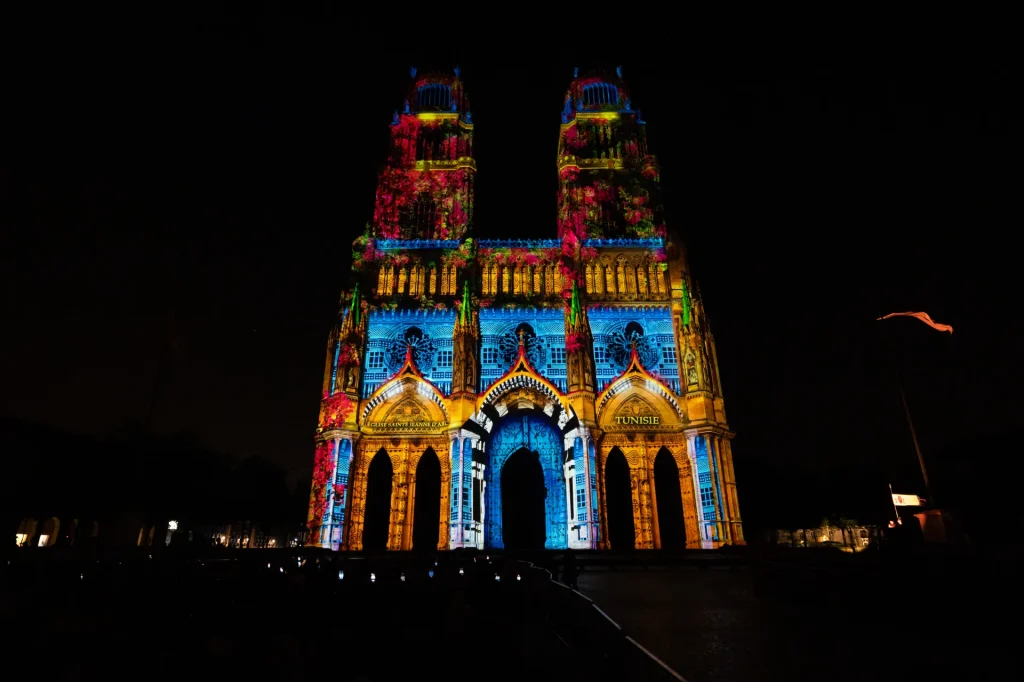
top-left (594, 347), bottom-right (607, 364)
top-left (661, 346), bottom-right (677, 364)
top-left (37, 535), bottom-right (49, 547)
top-left (15, 534), bottom-right (28, 547)
top-left (437, 349), bottom-right (453, 368)
top-left (367, 351), bottom-right (385, 370)
top-left (575, 473), bottom-right (585, 487)
top-left (576, 487), bottom-right (586, 508)
top-left (482, 347), bottom-right (498, 364)
top-left (700, 487), bottom-right (714, 507)
top-left (550, 348), bottom-right (566, 364)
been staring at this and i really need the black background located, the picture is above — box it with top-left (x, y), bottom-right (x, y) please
top-left (3, 12), bottom-right (1019, 536)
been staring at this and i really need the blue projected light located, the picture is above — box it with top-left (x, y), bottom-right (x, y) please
top-left (588, 305), bottom-right (680, 392)
top-left (362, 309), bottom-right (456, 397)
top-left (479, 308), bottom-right (567, 392)
top-left (484, 414), bottom-right (568, 550)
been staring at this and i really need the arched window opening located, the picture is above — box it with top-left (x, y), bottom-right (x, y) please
top-left (654, 448), bottom-right (686, 549)
top-left (362, 449), bottom-right (393, 551)
top-left (412, 448), bottom-right (442, 551)
top-left (605, 448), bottom-right (635, 550)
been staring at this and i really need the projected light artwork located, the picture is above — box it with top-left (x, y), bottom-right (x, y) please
top-left (306, 66), bottom-right (744, 552)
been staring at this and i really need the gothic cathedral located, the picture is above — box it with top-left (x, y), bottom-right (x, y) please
top-left (307, 66), bottom-right (744, 551)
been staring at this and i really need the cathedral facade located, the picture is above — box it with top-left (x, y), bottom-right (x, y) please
top-left (307, 67), bottom-right (744, 551)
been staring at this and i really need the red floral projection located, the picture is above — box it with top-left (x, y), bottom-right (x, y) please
top-left (307, 440), bottom-right (336, 530)
top-left (372, 167), bottom-right (471, 241)
top-left (319, 391), bottom-right (355, 431)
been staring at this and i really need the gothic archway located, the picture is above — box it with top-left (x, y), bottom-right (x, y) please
top-left (412, 448), bottom-right (441, 551)
top-left (362, 449), bottom-right (393, 551)
top-left (605, 448), bottom-right (635, 550)
top-left (500, 448), bottom-right (547, 551)
top-left (484, 413), bottom-right (568, 550)
top-left (654, 447), bottom-right (686, 549)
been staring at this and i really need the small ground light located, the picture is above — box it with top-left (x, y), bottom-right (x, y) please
top-left (434, 560), bottom-right (438, 566)
top-left (400, 573), bottom-right (406, 582)
top-left (428, 569), bottom-right (434, 578)
top-left (279, 567), bottom-right (284, 573)
top-left (516, 574), bottom-right (521, 581)
top-left (338, 570), bottom-right (344, 580)
top-left (370, 572), bottom-right (376, 583)
top-left (80, 573), bottom-right (83, 580)
top-left (267, 563), bottom-right (271, 568)
top-left (459, 568), bottom-right (464, 576)
top-left (495, 573), bottom-right (500, 581)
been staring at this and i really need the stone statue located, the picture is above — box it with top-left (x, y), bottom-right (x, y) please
top-left (392, 110), bottom-right (399, 124)
top-left (624, 98), bottom-right (631, 111)
top-left (451, 100), bottom-right (458, 112)
top-left (410, 66), bottom-right (417, 78)
top-left (454, 65), bottom-right (461, 78)
top-left (403, 100), bottom-right (410, 114)
top-left (573, 67), bottom-right (579, 78)
top-left (616, 65), bottom-right (623, 78)
top-left (464, 111), bottom-right (472, 123)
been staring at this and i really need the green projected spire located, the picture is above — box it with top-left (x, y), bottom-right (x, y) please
top-left (349, 283), bottom-right (361, 328)
top-left (459, 281), bottom-right (471, 326)
top-left (681, 279), bottom-right (691, 327)
top-left (569, 281), bottom-right (582, 327)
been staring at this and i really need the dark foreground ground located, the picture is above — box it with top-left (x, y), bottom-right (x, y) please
top-left (578, 546), bottom-right (1021, 681)
top-left (2, 549), bottom-right (668, 682)
top-left (4, 546), bottom-right (1020, 681)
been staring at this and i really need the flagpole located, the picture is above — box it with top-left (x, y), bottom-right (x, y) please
top-left (878, 310), bottom-right (951, 513)
top-left (897, 376), bottom-right (932, 500)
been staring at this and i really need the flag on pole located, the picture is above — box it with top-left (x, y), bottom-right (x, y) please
top-left (877, 311), bottom-right (953, 334)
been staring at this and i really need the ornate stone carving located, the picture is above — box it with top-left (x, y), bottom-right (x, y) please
top-left (383, 398), bottom-right (426, 423)
top-left (614, 395), bottom-right (657, 422)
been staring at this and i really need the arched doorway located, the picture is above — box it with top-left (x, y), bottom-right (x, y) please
top-left (484, 413), bottom-right (568, 549)
top-left (412, 448), bottom-right (441, 551)
top-left (654, 447), bottom-right (686, 549)
top-left (500, 448), bottom-right (547, 550)
top-left (605, 448), bottom-right (635, 550)
top-left (362, 449), bottom-right (393, 551)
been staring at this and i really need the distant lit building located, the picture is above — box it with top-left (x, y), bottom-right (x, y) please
top-left (307, 66), bottom-right (744, 551)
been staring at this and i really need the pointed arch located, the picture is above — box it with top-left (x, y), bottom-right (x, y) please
top-left (363, 449), bottom-right (393, 551)
top-left (605, 448), bottom-right (635, 550)
top-left (361, 375), bottom-right (449, 432)
top-left (412, 447), bottom-right (442, 551)
top-left (654, 447), bottom-right (686, 549)
top-left (597, 346), bottom-right (685, 430)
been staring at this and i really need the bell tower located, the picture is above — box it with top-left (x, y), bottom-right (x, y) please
top-left (556, 65), bottom-right (664, 243)
top-left (370, 66), bottom-right (475, 243)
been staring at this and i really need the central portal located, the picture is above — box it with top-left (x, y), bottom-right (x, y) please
top-left (484, 413), bottom-right (568, 550)
top-left (500, 448), bottom-right (547, 550)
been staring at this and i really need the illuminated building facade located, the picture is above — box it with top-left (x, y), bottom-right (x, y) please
top-left (307, 66), bottom-right (744, 551)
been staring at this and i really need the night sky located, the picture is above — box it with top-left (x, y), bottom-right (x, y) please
top-left (4, 17), bottom-right (1018, 532)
